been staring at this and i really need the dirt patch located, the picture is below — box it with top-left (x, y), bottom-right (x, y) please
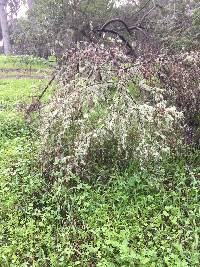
top-left (0, 68), bottom-right (51, 73)
top-left (0, 74), bottom-right (49, 80)
top-left (0, 68), bottom-right (52, 79)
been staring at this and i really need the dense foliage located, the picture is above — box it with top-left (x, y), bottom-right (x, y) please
top-left (10, 0), bottom-right (200, 57)
top-left (11, 0), bottom-right (118, 57)
top-left (139, 51), bottom-right (200, 144)
top-left (39, 43), bottom-right (184, 180)
top-left (0, 65), bottom-right (199, 265)
top-left (0, 1), bottom-right (200, 265)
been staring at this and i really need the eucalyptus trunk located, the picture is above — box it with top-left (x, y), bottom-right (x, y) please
top-left (0, 0), bottom-right (11, 55)
top-left (27, 0), bottom-right (34, 9)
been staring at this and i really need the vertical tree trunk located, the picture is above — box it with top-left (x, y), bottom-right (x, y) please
top-left (27, 0), bottom-right (34, 10)
top-left (0, 1), bottom-right (11, 55)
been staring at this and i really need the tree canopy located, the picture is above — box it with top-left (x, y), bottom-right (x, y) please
top-left (0, 0), bottom-right (200, 56)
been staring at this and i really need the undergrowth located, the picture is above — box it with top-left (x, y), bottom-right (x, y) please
top-left (0, 52), bottom-right (199, 266)
top-left (0, 145), bottom-right (199, 266)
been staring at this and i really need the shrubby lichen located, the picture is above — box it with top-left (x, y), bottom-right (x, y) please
top-left (39, 44), bottom-right (183, 180)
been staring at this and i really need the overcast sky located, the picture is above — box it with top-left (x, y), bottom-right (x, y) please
top-left (18, 4), bottom-right (28, 18)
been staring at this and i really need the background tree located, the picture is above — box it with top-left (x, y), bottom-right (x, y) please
top-left (10, 0), bottom-right (200, 57)
top-left (0, 23), bottom-right (2, 39)
top-left (0, 0), bottom-right (21, 54)
top-left (11, 0), bottom-right (118, 57)
top-left (0, 0), bottom-right (11, 54)
top-left (27, 0), bottom-right (33, 9)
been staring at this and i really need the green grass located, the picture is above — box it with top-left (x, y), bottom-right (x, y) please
top-left (0, 150), bottom-right (199, 266)
top-left (0, 79), bottom-right (43, 105)
top-left (0, 59), bottom-right (199, 266)
top-left (0, 55), bottom-right (54, 70)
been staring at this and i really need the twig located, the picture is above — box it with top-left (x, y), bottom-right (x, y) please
top-left (132, 0), bottom-right (152, 18)
top-left (38, 72), bottom-right (56, 100)
top-left (138, 5), bottom-right (156, 27)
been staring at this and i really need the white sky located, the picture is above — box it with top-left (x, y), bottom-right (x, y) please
top-left (17, 4), bottom-right (28, 18)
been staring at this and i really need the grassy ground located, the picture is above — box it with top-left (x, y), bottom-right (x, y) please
top-left (0, 55), bottom-right (53, 80)
top-left (0, 55), bottom-right (54, 70)
top-left (0, 56), bottom-right (199, 266)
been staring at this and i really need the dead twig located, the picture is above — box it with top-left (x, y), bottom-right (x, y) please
top-left (38, 72), bottom-right (56, 100)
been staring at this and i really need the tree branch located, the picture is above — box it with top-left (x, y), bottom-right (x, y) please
top-left (95, 27), bottom-right (136, 57)
top-left (138, 4), bottom-right (156, 27)
top-left (92, 0), bottom-right (157, 58)
top-left (101, 19), bottom-right (132, 35)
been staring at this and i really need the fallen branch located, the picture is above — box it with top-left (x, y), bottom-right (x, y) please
top-left (38, 72), bottom-right (56, 100)
top-left (23, 72), bottom-right (57, 120)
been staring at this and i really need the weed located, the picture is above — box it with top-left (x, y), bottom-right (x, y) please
top-left (0, 54), bottom-right (199, 267)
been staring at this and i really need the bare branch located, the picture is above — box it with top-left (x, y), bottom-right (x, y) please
top-left (94, 27), bottom-right (136, 57)
top-left (38, 72), bottom-right (56, 100)
top-left (131, 0), bottom-right (152, 18)
top-left (92, 0), bottom-right (157, 58)
top-left (101, 19), bottom-right (132, 35)
top-left (116, 25), bottom-right (147, 37)
top-left (138, 4), bottom-right (156, 27)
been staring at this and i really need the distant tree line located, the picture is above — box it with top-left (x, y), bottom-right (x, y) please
top-left (0, 0), bottom-right (199, 57)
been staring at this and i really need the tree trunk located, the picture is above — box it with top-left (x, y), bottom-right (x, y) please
top-left (0, 1), bottom-right (11, 55)
top-left (27, 0), bottom-right (34, 9)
